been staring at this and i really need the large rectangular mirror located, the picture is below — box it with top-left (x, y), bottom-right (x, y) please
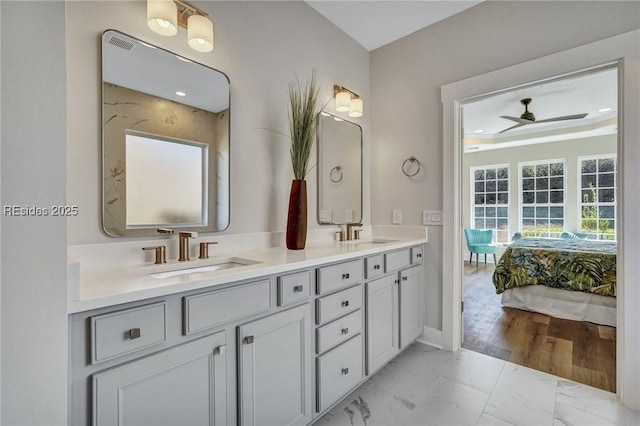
top-left (102, 30), bottom-right (230, 237)
top-left (317, 113), bottom-right (363, 224)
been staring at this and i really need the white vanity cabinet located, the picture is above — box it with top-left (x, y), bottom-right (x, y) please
top-left (237, 303), bottom-right (313, 426)
top-left (93, 331), bottom-right (227, 426)
top-left (365, 247), bottom-right (424, 374)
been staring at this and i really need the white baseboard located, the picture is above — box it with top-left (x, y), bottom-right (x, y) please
top-left (416, 326), bottom-right (443, 349)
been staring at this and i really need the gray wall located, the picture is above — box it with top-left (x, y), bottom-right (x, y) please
top-left (370, 1), bottom-right (640, 330)
top-left (66, 1), bottom-right (371, 245)
top-left (1, 1), bottom-right (68, 424)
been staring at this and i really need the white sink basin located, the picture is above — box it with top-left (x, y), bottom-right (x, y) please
top-left (346, 239), bottom-right (398, 247)
top-left (150, 257), bottom-right (261, 280)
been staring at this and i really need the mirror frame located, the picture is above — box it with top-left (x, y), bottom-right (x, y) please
top-left (101, 30), bottom-right (231, 237)
top-left (316, 112), bottom-right (363, 225)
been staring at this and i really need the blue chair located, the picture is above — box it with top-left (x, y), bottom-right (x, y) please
top-left (464, 229), bottom-right (499, 266)
top-left (560, 231), bottom-right (594, 239)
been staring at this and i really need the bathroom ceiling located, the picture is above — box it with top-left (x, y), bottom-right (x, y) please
top-left (305, 1), bottom-right (483, 51)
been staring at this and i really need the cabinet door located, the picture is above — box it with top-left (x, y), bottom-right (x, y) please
top-left (399, 265), bottom-right (423, 349)
top-left (238, 304), bottom-right (312, 426)
top-left (365, 275), bottom-right (399, 375)
top-left (93, 331), bottom-right (227, 426)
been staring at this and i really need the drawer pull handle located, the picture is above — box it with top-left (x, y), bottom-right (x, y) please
top-left (394, 279), bottom-right (399, 285)
top-left (341, 368), bottom-right (349, 375)
top-left (341, 300), bottom-right (350, 307)
top-left (374, 264), bottom-right (380, 270)
top-left (342, 273), bottom-right (350, 280)
top-left (216, 345), bottom-right (226, 355)
top-left (341, 327), bottom-right (349, 335)
top-left (244, 336), bottom-right (254, 344)
top-left (128, 328), bottom-right (141, 340)
top-left (293, 285), bottom-right (304, 293)
top-left (402, 276), bottom-right (408, 281)
top-left (417, 253), bottom-right (422, 258)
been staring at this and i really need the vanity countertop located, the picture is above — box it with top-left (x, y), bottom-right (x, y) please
top-left (68, 237), bottom-right (427, 314)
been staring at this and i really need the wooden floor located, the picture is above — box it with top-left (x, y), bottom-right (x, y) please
top-left (462, 263), bottom-right (616, 392)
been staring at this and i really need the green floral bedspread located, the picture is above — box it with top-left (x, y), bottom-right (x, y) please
top-left (492, 238), bottom-right (617, 297)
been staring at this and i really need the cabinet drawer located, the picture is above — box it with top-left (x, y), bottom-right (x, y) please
top-left (317, 334), bottom-right (364, 412)
top-left (411, 246), bottom-right (423, 264)
top-left (385, 248), bottom-right (411, 272)
top-left (317, 259), bottom-right (363, 294)
top-left (316, 285), bottom-right (362, 325)
top-left (91, 302), bottom-right (167, 364)
top-left (184, 280), bottom-right (271, 335)
top-left (316, 310), bottom-right (362, 354)
top-left (365, 255), bottom-right (384, 279)
top-left (278, 271), bottom-right (311, 306)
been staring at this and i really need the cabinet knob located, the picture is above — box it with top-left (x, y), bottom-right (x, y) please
top-left (374, 264), bottom-right (380, 270)
top-left (341, 300), bottom-right (350, 307)
top-left (128, 328), bottom-right (141, 340)
top-left (293, 285), bottom-right (304, 293)
top-left (342, 273), bottom-right (350, 280)
top-left (394, 279), bottom-right (399, 285)
top-left (402, 276), bottom-right (408, 281)
top-left (341, 367), bottom-right (349, 375)
top-left (244, 336), bottom-right (254, 344)
top-left (341, 327), bottom-right (349, 335)
top-left (417, 253), bottom-right (423, 258)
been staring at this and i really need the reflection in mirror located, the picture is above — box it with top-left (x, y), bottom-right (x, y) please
top-left (101, 30), bottom-right (230, 237)
top-left (317, 113), bottom-right (363, 225)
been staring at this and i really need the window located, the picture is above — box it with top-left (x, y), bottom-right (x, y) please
top-left (471, 165), bottom-right (509, 243)
top-left (520, 160), bottom-right (565, 238)
top-left (579, 155), bottom-right (616, 240)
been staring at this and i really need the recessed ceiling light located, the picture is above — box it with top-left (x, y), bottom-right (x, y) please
top-left (598, 107), bottom-right (612, 113)
top-left (474, 129), bottom-right (484, 133)
top-left (175, 91), bottom-right (186, 96)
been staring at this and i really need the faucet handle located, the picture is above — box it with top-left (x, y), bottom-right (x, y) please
top-left (179, 231), bottom-right (198, 238)
top-left (354, 229), bottom-right (362, 240)
top-left (199, 242), bottom-right (218, 259)
top-left (142, 246), bottom-right (166, 264)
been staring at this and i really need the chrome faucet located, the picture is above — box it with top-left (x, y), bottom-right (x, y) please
top-left (178, 231), bottom-right (198, 261)
top-left (345, 223), bottom-right (362, 241)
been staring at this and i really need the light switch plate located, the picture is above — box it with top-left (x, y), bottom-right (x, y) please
top-left (345, 209), bottom-right (354, 223)
top-left (423, 210), bottom-right (443, 226)
top-left (392, 209), bottom-right (402, 224)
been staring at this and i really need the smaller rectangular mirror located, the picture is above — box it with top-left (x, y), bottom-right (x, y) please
top-left (317, 113), bottom-right (363, 224)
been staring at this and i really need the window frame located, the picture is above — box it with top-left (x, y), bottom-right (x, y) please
top-left (470, 163), bottom-right (510, 243)
top-left (577, 153), bottom-right (617, 240)
top-left (518, 158), bottom-right (567, 238)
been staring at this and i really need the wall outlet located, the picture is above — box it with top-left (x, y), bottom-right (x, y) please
top-left (319, 210), bottom-right (332, 224)
top-left (392, 209), bottom-right (402, 224)
top-left (423, 210), bottom-right (443, 226)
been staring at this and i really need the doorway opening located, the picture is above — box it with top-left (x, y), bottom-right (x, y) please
top-left (459, 65), bottom-right (618, 392)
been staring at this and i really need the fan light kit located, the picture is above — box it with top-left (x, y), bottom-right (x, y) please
top-left (498, 98), bottom-right (588, 133)
top-left (147, 0), bottom-right (214, 53)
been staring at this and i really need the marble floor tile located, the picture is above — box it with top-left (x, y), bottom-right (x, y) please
top-left (316, 343), bottom-right (640, 426)
top-left (483, 363), bottom-right (558, 425)
top-left (555, 380), bottom-right (640, 425)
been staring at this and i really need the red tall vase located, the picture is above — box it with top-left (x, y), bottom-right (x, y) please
top-left (286, 179), bottom-right (308, 250)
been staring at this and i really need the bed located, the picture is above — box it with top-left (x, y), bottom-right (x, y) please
top-left (492, 237), bottom-right (617, 326)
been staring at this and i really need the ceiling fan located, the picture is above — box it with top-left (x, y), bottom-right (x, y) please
top-left (498, 98), bottom-right (588, 133)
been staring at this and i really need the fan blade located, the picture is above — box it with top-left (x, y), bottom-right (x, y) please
top-left (498, 123), bottom-right (527, 133)
top-left (535, 113), bottom-right (588, 123)
top-left (499, 115), bottom-right (534, 124)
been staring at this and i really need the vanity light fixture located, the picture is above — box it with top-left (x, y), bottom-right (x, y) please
top-left (334, 85), bottom-right (363, 117)
top-left (147, 0), bottom-right (214, 53)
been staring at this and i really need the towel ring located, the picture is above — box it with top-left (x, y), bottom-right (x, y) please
top-left (402, 156), bottom-right (421, 177)
top-left (330, 166), bottom-right (343, 183)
